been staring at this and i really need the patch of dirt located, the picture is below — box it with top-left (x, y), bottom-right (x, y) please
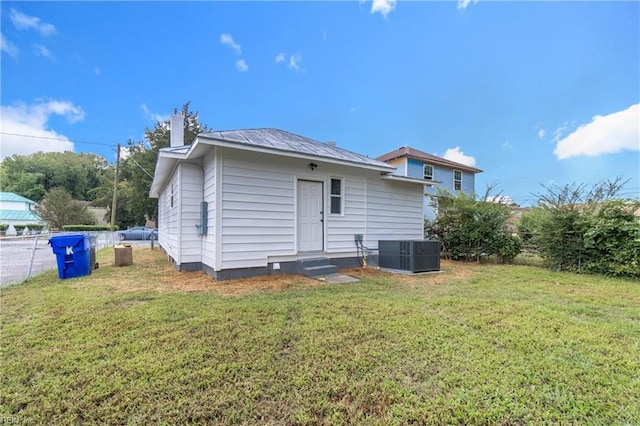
top-left (94, 247), bottom-right (326, 296)
top-left (342, 259), bottom-right (480, 286)
top-left (92, 248), bottom-right (480, 296)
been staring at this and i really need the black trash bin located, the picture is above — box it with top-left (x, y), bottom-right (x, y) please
top-left (89, 235), bottom-right (98, 273)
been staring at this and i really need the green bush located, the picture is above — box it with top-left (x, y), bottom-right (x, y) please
top-left (494, 233), bottom-right (523, 264)
top-left (582, 200), bottom-right (640, 278)
top-left (63, 225), bottom-right (118, 232)
top-left (426, 190), bottom-right (520, 263)
top-left (529, 179), bottom-right (639, 278)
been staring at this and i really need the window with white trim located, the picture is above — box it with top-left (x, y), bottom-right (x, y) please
top-left (453, 170), bottom-right (462, 191)
top-left (423, 164), bottom-right (434, 180)
top-left (330, 178), bottom-right (343, 214)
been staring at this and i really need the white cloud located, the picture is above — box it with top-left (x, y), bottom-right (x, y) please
top-left (0, 99), bottom-right (84, 160)
top-left (276, 52), bottom-right (304, 72)
top-left (551, 122), bottom-right (569, 144)
top-left (443, 147), bottom-right (477, 167)
top-left (288, 53), bottom-right (303, 72)
top-left (140, 104), bottom-right (169, 123)
top-left (554, 103), bottom-right (640, 160)
top-left (457, 0), bottom-right (479, 10)
top-left (9, 8), bottom-right (56, 37)
top-left (370, 0), bottom-right (397, 18)
top-left (538, 129), bottom-right (546, 139)
top-left (1, 33), bottom-right (19, 58)
top-left (235, 59), bottom-right (248, 72)
top-left (34, 44), bottom-right (55, 60)
top-left (220, 33), bottom-right (241, 55)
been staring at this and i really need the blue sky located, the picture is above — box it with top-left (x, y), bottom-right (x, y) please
top-left (1, 1), bottom-right (638, 206)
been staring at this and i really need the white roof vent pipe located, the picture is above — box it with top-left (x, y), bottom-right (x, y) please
top-left (327, 141), bottom-right (337, 147)
top-left (170, 114), bottom-right (184, 147)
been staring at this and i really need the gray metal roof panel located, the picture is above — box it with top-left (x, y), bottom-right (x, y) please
top-left (198, 128), bottom-right (393, 169)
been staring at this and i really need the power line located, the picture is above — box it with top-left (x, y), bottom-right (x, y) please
top-left (126, 153), bottom-right (154, 179)
top-left (1, 131), bottom-right (156, 178)
top-left (0, 131), bottom-right (117, 148)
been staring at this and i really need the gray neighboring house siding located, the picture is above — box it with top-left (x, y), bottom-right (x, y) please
top-left (376, 146), bottom-right (483, 221)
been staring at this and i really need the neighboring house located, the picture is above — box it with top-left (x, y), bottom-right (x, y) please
top-left (0, 192), bottom-right (44, 227)
top-left (81, 202), bottom-right (109, 226)
top-left (376, 146), bottom-right (483, 220)
top-left (149, 115), bottom-right (431, 280)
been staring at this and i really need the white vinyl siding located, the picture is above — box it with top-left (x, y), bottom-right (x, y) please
top-left (366, 177), bottom-right (424, 246)
top-left (219, 152), bottom-right (296, 269)
top-left (158, 171), bottom-right (180, 262)
top-left (178, 163), bottom-right (203, 264)
top-left (202, 149), bottom-right (216, 269)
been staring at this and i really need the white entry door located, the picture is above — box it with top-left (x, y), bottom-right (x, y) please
top-left (298, 180), bottom-right (323, 252)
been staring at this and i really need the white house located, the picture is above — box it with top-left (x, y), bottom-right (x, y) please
top-left (149, 115), bottom-right (431, 280)
top-left (0, 192), bottom-right (44, 227)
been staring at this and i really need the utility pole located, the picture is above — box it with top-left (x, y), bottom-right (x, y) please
top-left (110, 143), bottom-right (121, 231)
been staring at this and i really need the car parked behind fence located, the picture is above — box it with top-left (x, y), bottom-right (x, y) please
top-left (118, 227), bottom-right (158, 241)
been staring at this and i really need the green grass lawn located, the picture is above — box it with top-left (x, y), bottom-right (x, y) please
top-left (1, 248), bottom-right (639, 424)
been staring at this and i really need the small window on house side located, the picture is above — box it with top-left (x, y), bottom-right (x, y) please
top-left (170, 185), bottom-right (174, 208)
top-left (330, 178), bottom-right (342, 214)
top-left (423, 164), bottom-right (434, 180)
top-left (454, 170), bottom-right (462, 191)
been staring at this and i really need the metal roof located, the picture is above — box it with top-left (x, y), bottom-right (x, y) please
top-left (0, 192), bottom-right (36, 204)
top-left (376, 146), bottom-right (483, 173)
top-left (198, 128), bottom-right (392, 170)
top-left (0, 209), bottom-right (43, 223)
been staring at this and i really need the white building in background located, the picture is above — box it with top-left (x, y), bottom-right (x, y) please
top-left (0, 192), bottom-right (44, 227)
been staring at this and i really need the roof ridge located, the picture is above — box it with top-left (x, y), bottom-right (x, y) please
top-left (376, 145), bottom-right (483, 173)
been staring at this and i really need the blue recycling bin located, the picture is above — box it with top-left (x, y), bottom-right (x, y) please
top-left (49, 234), bottom-right (91, 279)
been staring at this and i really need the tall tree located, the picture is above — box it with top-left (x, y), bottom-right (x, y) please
top-left (0, 151), bottom-right (111, 202)
top-left (104, 102), bottom-right (210, 226)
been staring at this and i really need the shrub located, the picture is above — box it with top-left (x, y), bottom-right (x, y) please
top-left (493, 233), bottom-right (523, 264)
top-left (582, 200), bottom-right (640, 278)
top-left (63, 225), bottom-right (118, 232)
top-left (530, 178), bottom-right (639, 278)
top-left (427, 190), bottom-right (520, 263)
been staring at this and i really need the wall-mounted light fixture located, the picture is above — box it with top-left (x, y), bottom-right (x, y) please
top-left (308, 162), bottom-right (318, 171)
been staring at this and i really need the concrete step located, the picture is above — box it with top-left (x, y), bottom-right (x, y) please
top-left (301, 264), bottom-right (338, 277)
top-left (298, 258), bottom-right (332, 269)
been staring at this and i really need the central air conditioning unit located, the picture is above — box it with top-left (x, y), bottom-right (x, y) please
top-left (378, 240), bottom-right (441, 273)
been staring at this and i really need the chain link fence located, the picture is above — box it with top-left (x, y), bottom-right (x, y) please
top-left (0, 232), bottom-right (120, 287)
